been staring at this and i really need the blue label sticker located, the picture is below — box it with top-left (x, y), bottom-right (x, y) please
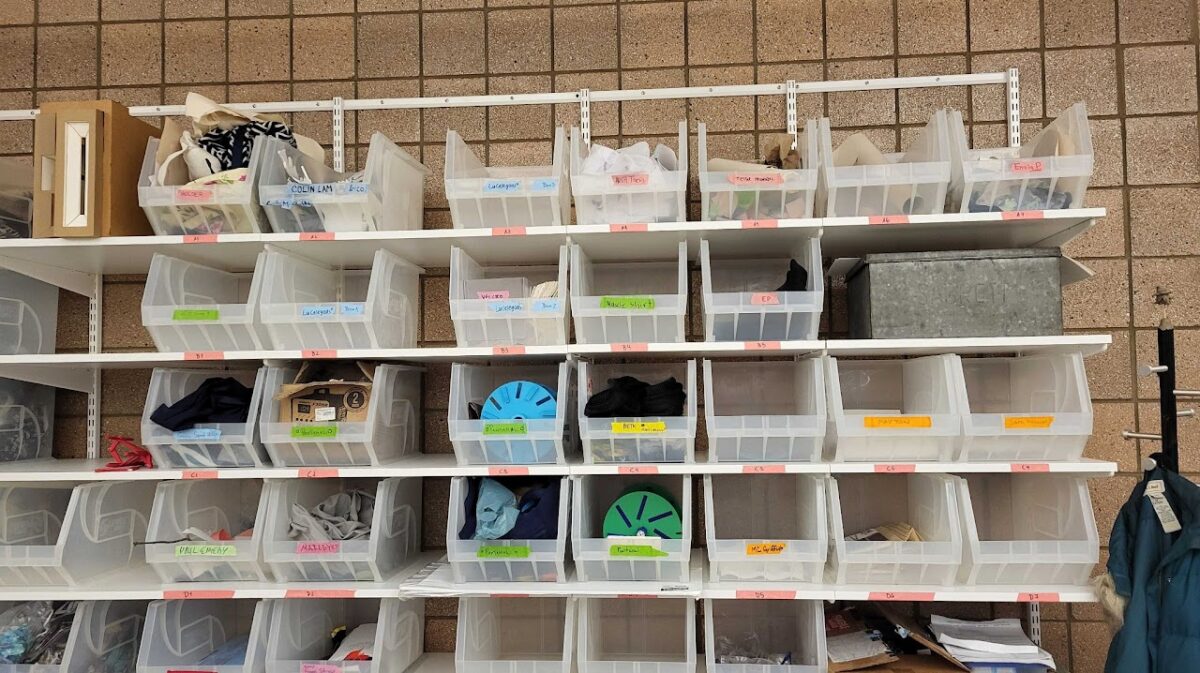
top-left (339, 303), bottom-right (365, 316)
top-left (289, 183), bottom-right (336, 195)
top-left (484, 179), bottom-right (522, 194)
top-left (174, 428), bottom-right (222, 441)
top-left (489, 300), bottom-right (525, 314)
top-left (531, 299), bottom-right (562, 313)
top-left (530, 178), bottom-right (558, 192)
top-left (300, 304), bottom-right (337, 318)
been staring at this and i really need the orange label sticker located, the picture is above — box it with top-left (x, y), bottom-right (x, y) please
top-left (744, 341), bottom-right (782, 351)
top-left (618, 465), bottom-right (659, 475)
top-left (735, 590), bottom-right (796, 600)
top-left (1009, 160), bottom-right (1045, 173)
top-left (741, 219), bottom-right (779, 229)
top-left (868, 215), bottom-right (910, 225)
top-left (489, 466), bottom-right (531, 476)
top-left (284, 589), bottom-right (356, 599)
top-left (868, 591), bottom-right (935, 601)
top-left (864, 416), bottom-right (932, 429)
top-left (302, 349), bottom-right (338, 359)
top-left (750, 293), bottom-right (780, 306)
top-left (1018, 592), bottom-right (1060, 603)
top-left (742, 464), bottom-right (785, 474)
top-left (610, 342), bottom-right (650, 353)
top-left (610, 223), bottom-right (648, 233)
top-left (181, 470), bottom-right (218, 480)
top-left (1004, 416), bottom-right (1055, 430)
top-left (183, 351), bottom-right (224, 361)
top-left (746, 542), bottom-right (787, 556)
top-left (1011, 463), bottom-right (1052, 473)
top-left (299, 231), bottom-right (335, 241)
top-left (491, 226), bottom-right (527, 236)
top-left (874, 464), bottom-right (917, 474)
top-left (493, 345), bottom-right (527, 356)
top-left (728, 173), bottom-right (784, 186)
top-left (298, 468), bottom-right (340, 479)
top-left (163, 590), bottom-right (235, 600)
top-left (182, 234), bottom-right (218, 244)
top-left (1001, 210), bottom-right (1043, 220)
top-left (611, 173), bottom-right (650, 187)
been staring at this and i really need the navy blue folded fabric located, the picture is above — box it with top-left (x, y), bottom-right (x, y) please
top-left (149, 377), bottom-right (254, 431)
top-left (458, 477), bottom-right (561, 541)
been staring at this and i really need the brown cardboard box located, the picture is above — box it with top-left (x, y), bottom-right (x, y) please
top-left (276, 362), bottom-right (375, 424)
top-left (876, 655), bottom-right (967, 673)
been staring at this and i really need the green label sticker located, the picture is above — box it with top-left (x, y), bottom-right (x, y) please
top-left (600, 295), bottom-right (656, 310)
top-left (175, 544), bottom-right (237, 557)
top-left (609, 544), bottom-right (669, 558)
top-left (483, 421), bottom-right (528, 436)
top-left (291, 425), bottom-right (338, 439)
top-left (172, 308), bottom-right (220, 321)
top-left (477, 545), bottom-right (531, 559)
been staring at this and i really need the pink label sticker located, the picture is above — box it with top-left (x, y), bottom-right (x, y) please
top-left (868, 591), bottom-right (935, 602)
top-left (488, 466), bottom-right (531, 476)
top-left (742, 464), bottom-right (786, 474)
top-left (302, 349), bottom-right (338, 359)
top-left (1011, 462), bottom-right (1051, 473)
top-left (611, 173), bottom-right (650, 187)
top-left (1010, 160), bottom-right (1046, 173)
top-left (741, 219), bottom-right (779, 229)
top-left (176, 188), bottom-right (214, 203)
top-left (873, 463), bottom-right (917, 473)
top-left (868, 215), bottom-right (910, 225)
top-left (1017, 592), bottom-right (1060, 603)
top-left (296, 541), bottom-right (341, 555)
top-left (181, 470), bottom-right (218, 480)
top-left (493, 345), bottom-right (526, 356)
top-left (750, 293), bottom-right (781, 306)
top-left (162, 590), bottom-right (235, 600)
top-left (491, 227), bottom-right (527, 236)
top-left (477, 290), bottom-right (511, 300)
top-left (736, 590), bottom-right (796, 600)
top-left (618, 465), bottom-right (659, 475)
top-left (298, 468), bottom-right (340, 479)
top-left (286, 589), bottom-right (355, 599)
top-left (744, 341), bottom-right (782, 351)
top-left (1001, 210), bottom-right (1043, 220)
top-left (299, 232), bottom-right (335, 241)
top-left (183, 351), bottom-right (224, 361)
top-left (183, 234), bottom-right (218, 244)
top-left (300, 663), bottom-right (340, 673)
top-left (610, 342), bottom-right (650, 353)
top-left (610, 223), bottom-right (648, 233)
top-left (728, 173), bottom-right (784, 186)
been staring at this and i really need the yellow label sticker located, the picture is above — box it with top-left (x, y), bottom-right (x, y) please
top-left (864, 416), bottom-right (932, 429)
top-left (1004, 416), bottom-right (1055, 429)
top-left (746, 542), bottom-right (787, 556)
top-left (611, 421), bottom-right (667, 433)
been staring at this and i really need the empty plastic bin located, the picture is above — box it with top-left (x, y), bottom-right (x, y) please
top-left (445, 128), bottom-right (571, 229)
top-left (262, 476), bottom-right (420, 582)
top-left (0, 157), bottom-right (33, 239)
top-left (259, 133), bottom-right (428, 233)
top-left (266, 599), bottom-right (421, 673)
top-left (948, 103), bottom-right (1093, 213)
top-left (827, 474), bottom-right (963, 585)
top-left (577, 360), bottom-right (697, 464)
top-left (824, 355), bottom-right (964, 462)
top-left (138, 137), bottom-right (269, 236)
top-left (700, 238), bottom-right (824, 342)
top-left (703, 474), bottom-right (827, 583)
top-left (704, 359), bottom-right (825, 464)
top-left (577, 598), bottom-right (695, 673)
top-left (0, 270), bottom-right (58, 355)
top-left (449, 361), bottom-right (574, 466)
top-left (570, 122), bottom-right (688, 226)
top-left (956, 353), bottom-right (1092, 462)
top-left (258, 248), bottom-right (422, 350)
top-left (259, 363), bottom-right (420, 467)
top-left (956, 474), bottom-right (1098, 585)
top-left (818, 112), bottom-right (951, 217)
top-left (569, 242), bottom-right (687, 344)
top-left (0, 481), bottom-right (156, 586)
top-left (457, 597), bottom-right (573, 673)
top-left (0, 378), bottom-right (55, 463)
top-left (698, 120), bottom-right (819, 221)
top-left (571, 474), bottom-right (692, 582)
top-left (137, 599), bottom-right (272, 673)
top-left (141, 368), bottom-right (271, 468)
top-left (142, 253), bottom-right (272, 352)
top-left (704, 600), bottom-right (826, 673)
top-left (63, 600), bottom-right (148, 673)
top-left (145, 479), bottom-right (271, 583)
top-left (446, 476), bottom-right (569, 583)
top-left (450, 246), bottom-right (570, 348)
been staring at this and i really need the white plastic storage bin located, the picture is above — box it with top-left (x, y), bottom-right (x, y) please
top-left (145, 479), bottom-right (271, 583)
top-left (142, 253), bottom-right (272, 352)
top-left (259, 364), bottom-right (420, 467)
top-left (0, 157), bottom-right (32, 239)
top-left (141, 368), bottom-right (271, 468)
top-left (704, 359), bottom-right (824, 464)
top-left (258, 248), bottom-right (422, 350)
top-left (0, 270), bottom-right (58, 355)
top-left (138, 137), bottom-right (269, 236)
top-left (570, 122), bottom-right (688, 226)
top-left (266, 599), bottom-right (420, 673)
top-left (0, 378), bottom-right (55, 463)
top-left (827, 474), bottom-right (963, 585)
top-left (704, 600), bottom-right (826, 673)
top-left (137, 600), bottom-right (272, 673)
top-left (703, 474), bottom-right (827, 583)
top-left (948, 103), bottom-right (1093, 213)
top-left (956, 353), bottom-right (1092, 462)
top-left (818, 112), bottom-right (951, 217)
top-left (698, 120), bottom-right (820, 221)
top-left (446, 476), bottom-right (569, 583)
top-left (63, 600), bottom-right (148, 673)
top-left (577, 598), bottom-right (695, 673)
top-left (571, 474), bottom-right (692, 582)
top-left (0, 481), bottom-right (155, 586)
top-left (259, 133), bottom-right (428, 233)
top-left (700, 238), bottom-right (824, 342)
top-left (450, 246), bottom-right (570, 348)
top-left (577, 360), bottom-right (697, 464)
top-left (262, 477), bottom-right (420, 582)
top-left (569, 242), bottom-right (687, 345)
top-left (823, 355), bottom-right (964, 462)
top-left (445, 128), bottom-right (571, 229)
top-left (456, 597), bottom-right (574, 673)
top-left (956, 474), bottom-right (1098, 585)
top-left (449, 362), bottom-right (574, 466)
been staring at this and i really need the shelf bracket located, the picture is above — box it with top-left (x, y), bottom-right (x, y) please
top-left (1026, 602), bottom-right (1041, 645)
top-left (579, 88), bottom-right (591, 146)
top-left (0, 255), bottom-right (99, 298)
top-left (87, 272), bottom-right (103, 458)
top-left (1007, 67), bottom-right (1021, 148)
top-left (786, 80), bottom-right (799, 150)
top-left (332, 96), bottom-right (346, 172)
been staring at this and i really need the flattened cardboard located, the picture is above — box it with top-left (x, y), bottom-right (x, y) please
top-left (875, 605), bottom-right (970, 672)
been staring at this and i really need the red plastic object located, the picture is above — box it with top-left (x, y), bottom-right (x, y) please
top-left (96, 436), bottom-right (155, 471)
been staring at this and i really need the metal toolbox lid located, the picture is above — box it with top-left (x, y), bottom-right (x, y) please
top-left (858, 248), bottom-right (1062, 265)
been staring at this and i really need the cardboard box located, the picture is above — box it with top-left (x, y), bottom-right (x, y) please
top-left (826, 608), bottom-right (898, 672)
top-left (276, 362), bottom-right (375, 424)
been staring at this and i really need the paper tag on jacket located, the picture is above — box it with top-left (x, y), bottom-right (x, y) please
top-left (1145, 480), bottom-right (1182, 533)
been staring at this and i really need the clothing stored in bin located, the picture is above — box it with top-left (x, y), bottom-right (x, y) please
top-left (715, 632), bottom-right (792, 665)
top-left (289, 490), bottom-right (375, 542)
top-left (328, 623), bottom-right (375, 661)
top-left (198, 121), bottom-right (295, 172)
top-left (776, 260), bottom-right (809, 291)
top-left (196, 634), bottom-right (250, 667)
top-left (0, 601), bottom-right (76, 665)
top-left (149, 377), bottom-right (254, 431)
top-left (705, 132), bottom-right (813, 220)
top-left (576, 139), bottom-right (679, 223)
top-left (0, 378), bottom-right (55, 463)
top-left (584, 376), bottom-right (686, 417)
top-left (458, 477), bottom-right (562, 541)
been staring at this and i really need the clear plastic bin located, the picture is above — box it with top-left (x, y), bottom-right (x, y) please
top-left (703, 359), bottom-right (824, 464)
top-left (137, 599), bottom-right (271, 673)
top-left (145, 479), bottom-right (271, 583)
top-left (262, 477), bottom-right (420, 582)
top-left (703, 474), bottom-right (827, 583)
top-left (577, 360), bottom-right (697, 464)
top-left (569, 242), bottom-right (687, 345)
top-left (265, 598), bottom-right (422, 673)
top-left (141, 368), bottom-right (271, 469)
top-left (445, 128), bottom-right (571, 229)
top-left (703, 600), bottom-right (826, 673)
top-left (446, 476), bottom-right (569, 583)
top-left (0, 481), bottom-right (156, 586)
top-left (259, 133), bottom-right (428, 233)
top-left (448, 362), bottom-right (574, 466)
top-left (827, 474), bottom-right (963, 585)
top-left (700, 238), bottom-right (824, 342)
top-left (63, 600), bottom-right (147, 673)
top-left (948, 103), bottom-right (1093, 213)
top-left (570, 122), bottom-right (688, 226)
top-left (258, 248), bottom-right (422, 350)
top-left (698, 120), bottom-right (819, 221)
top-left (955, 353), bottom-right (1092, 463)
top-left (577, 598), bottom-right (695, 673)
top-left (138, 137), bottom-right (269, 236)
top-left (823, 355), bottom-right (964, 462)
top-left (449, 246), bottom-right (570, 348)
top-left (0, 157), bottom-right (33, 239)
top-left (259, 363), bottom-right (420, 467)
top-left (956, 474), bottom-right (1098, 585)
top-left (141, 253), bottom-right (273, 352)
top-left (818, 112), bottom-right (951, 217)
top-left (0, 378), bottom-right (55, 463)
top-left (571, 474), bottom-right (692, 582)
top-left (456, 597), bottom-right (574, 673)
top-left (0, 270), bottom-right (58, 355)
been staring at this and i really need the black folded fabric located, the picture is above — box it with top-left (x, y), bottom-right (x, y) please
top-left (776, 259), bottom-right (809, 292)
top-left (584, 376), bottom-right (685, 418)
top-left (150, 377), bottom-right (254, 431)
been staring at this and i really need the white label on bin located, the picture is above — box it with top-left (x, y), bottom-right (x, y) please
top-left (296, 541), bottom-right (341, 554)
top-left (175, 544), bottom-right (237, 557)
top-left (484, 179), bottom-right (522, 193)
top-left (340, 303), bottom-right (365, 316)
top-left (477, 290), bottom-right (510, 300)
top-left (265, 197), bottom-right (313, 208)
top-left (300, 304), bottom-right (337, 318)
top-left (314, 407), bottom-right (337, 422)
top-left (342, 182), bottom-right (369, 194)
top-left (173, 428), bottom-right (222, 441)
top-left (489, 300), bottom-right (525, 314)
top-left (289, 183), bottom-right (336, 195)
top-left (530, 178), bottom-right (558, 192)
top-left (532, 299), bottom-right (561, 313)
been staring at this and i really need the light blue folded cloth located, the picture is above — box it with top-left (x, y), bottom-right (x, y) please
top-left (472, 478), bottom-right (520, 540)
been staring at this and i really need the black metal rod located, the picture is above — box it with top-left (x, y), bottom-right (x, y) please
top-left (1158, 320), bottom-right (1179, 472)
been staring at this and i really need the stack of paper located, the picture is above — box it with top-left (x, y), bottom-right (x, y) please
top-left (928, 616), bottom-right (1055, 671)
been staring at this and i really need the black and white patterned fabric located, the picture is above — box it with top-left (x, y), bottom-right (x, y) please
top-left (197, 120), bottom-right (297, 170)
